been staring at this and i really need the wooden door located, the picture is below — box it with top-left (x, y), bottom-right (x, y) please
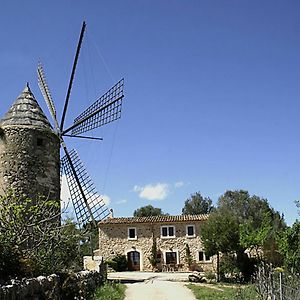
top-left (127, 251), bottom-right (140, 271)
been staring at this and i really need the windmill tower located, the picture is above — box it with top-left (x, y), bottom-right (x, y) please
top-left (0, 22), bottom-right (123, 229)
top-left (0, 84), bottom-right (60, 202)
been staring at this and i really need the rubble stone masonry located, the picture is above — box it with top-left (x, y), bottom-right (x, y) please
top-left (98, 216), bottom-right (217, 272)
top-left (0, 85), bottom-right (60, 202)
top-left (0, 126), bottom-right (60, 200)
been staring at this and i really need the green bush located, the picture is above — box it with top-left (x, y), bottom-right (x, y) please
top-left (0, 193), bottom-right (90, 280)
top-left (148, 237), bottom-right (159, 268)
top-left (220, 254), bottom-right (240, 282)
top-left (107, 254), bottom-right (127, 272)
top-left (185, 244), bottom-right (193, 269)
top-left (0, 241), bottom-right (21, 280)
top-left (106, 259), bottom-right (117, 271)
top-left (204, 271), bottom-right (216, 280)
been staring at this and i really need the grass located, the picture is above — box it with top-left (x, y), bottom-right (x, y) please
top-left (187, 283), bottom-right (261, 300)
top-left (93, 282), bottom-right (126, 300)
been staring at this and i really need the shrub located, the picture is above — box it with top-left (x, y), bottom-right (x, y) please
top-left (148, 237), bottom-right (160, 269)
top-left (107, 254), bottom-right (127, 272)
top-left (106, 260), bottom-right (117, 271)
top-left (220, 254), bottom-right (240, 282)
top-left (204, 271), bottom-right (216, 280)
top-left (185, 244), bottom-right (193, 270)
top-left (0, 193), bottom-right (87, 280)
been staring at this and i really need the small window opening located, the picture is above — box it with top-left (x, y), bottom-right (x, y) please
top-left (128, 228), bottom-right (137, 240)
top-left (37, 138), bottom-right (44, 147)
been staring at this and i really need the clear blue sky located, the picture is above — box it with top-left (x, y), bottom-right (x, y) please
top-left (1, 1), bottom-right (300, 225)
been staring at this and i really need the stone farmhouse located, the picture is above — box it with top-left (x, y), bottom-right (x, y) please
top-left (97, 214), bottom-right (217, 272)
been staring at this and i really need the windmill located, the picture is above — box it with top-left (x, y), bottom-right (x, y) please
top-left (37, 21), bottom-right (124, 228)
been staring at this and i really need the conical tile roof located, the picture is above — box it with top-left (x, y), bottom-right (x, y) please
top-left (0, 84), bottom-right (52, 131)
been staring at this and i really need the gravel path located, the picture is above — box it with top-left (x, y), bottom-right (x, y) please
top-left (124, 280), bottom-right (196, 300)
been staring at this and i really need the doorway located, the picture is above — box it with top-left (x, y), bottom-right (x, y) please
top-left (127, 251), bottom-right (140, 271)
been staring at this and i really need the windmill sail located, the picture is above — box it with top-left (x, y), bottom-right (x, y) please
top-left (62, 78), bottom-right (124, 136)
top-left (37, 21), bottom-right (124, 228)
top-left (61, 149), bottom-right (110, 226)
top-left (60, 21), bottom-right (86, 131)
top-left (37, 63), bottom-right (60, 131)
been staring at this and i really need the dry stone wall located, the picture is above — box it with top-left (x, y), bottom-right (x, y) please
top-left (0, 271), bottom-right (104, 300)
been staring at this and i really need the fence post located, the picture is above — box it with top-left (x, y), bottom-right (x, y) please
top-left (279, 272), bottom-right (283, 300)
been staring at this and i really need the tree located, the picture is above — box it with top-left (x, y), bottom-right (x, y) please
top-left (0, 192), bottom-right (84, 279)
top-left (133, 205), bottom-right (167, 217)
top-left (148, 236), bottom-right (159, 268)
top-left (239, 211), bottom-right (273, 259)
top-left (277, 202), bottom-right (300, 273)
top-left (182, 192), bottom-right (214, 215)
top-left (201, 211), bottom-right (240, 255)
top-left (219, 190), bottom-right (285, 264)
top-left (185, 243), bottom-right (193, 269)
top-left (277, 221), bottom-right (300, 273)
top-left (201, 210), bottom-right (240, 281)
top-left (200, 190), bottom-right (286, 281)
top-left (80, 222), bottom-right (99, 257)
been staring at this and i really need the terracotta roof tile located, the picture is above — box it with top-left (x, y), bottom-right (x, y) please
top-left (99, 214), bottom-right (209, 225)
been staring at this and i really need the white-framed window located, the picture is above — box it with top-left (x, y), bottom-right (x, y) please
top-left (161, 225), bottom-right (175, 238)
top-left (186, 225), bottom-right (195, 238)
top-left (163, 250), bottom-right (179, 264)
top-left (128, 227), bottom-right (137, 240)
top-left (198, 251), bottom-right (211, 262)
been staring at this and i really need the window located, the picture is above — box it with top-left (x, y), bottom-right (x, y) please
top-left (37, 138), bottom-right (44, 147)
top-left (186, 225), bottom-right (195, 237)
top-left (199, 251), bottom-right (204, 261)
top-left (161, 226), bottom-right (175, 238)
top-left (128, 227), bottom-right (137, 240)
top-left (198, 251), bottom-right (211, 262)
top-left (165, 251), bottom-right (177, 264)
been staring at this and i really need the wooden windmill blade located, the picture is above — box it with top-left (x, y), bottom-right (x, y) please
top-left (37, 63), bottom-right (60, 132)
top-left (61, 149), bottom-right (110, 227)
top-left (36, 21), bottom-right (122, 227)
top-left (60, 21), bottom-right (86, 132)
top-left (62, 78), bottom-right (124, 136)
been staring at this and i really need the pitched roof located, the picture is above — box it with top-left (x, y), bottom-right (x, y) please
top-left (99, 214), bottom-right (209, 225)
top-left (0, 84), bottom-right (52, 131)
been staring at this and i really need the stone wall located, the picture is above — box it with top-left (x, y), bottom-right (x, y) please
top-left (0, 126), bottom-right (60, 202)
top-left (83, 256), bottom-right (105, 274)
top-left (0, 271), bottom-right (104, 300)
top-left (98, 221), bottom-right (217, 272)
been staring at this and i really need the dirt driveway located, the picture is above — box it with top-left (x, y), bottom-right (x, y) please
top-left (108, 271), bottom-right (196, 300)
top-left (124, 278), bottom-right (196, 300)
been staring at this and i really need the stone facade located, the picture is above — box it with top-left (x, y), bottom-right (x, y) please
top-left (98, 215), bottom-right (217, 272)
top-left (0, 85), bottom-right (60, 202)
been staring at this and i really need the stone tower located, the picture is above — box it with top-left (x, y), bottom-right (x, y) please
top-left (0, 84), bottom-right (60, 202)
